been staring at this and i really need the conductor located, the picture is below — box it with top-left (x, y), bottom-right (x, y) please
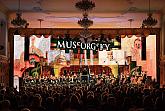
top-left (82, 67), bottom-right (89, 82)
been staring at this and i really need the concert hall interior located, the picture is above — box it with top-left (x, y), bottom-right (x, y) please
top-left (1, 0), bottom-right (165, 111)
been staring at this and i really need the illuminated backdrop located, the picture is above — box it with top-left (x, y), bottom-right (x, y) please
top-left (14, 35), bottom-right (156, 79)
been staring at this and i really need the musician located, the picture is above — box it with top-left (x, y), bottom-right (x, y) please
top-left (73, 73), bottom-right (77, 83)
top-left (126, 76), bottom-right (131, 84)
top-left (131, 75), bottom-right (136, 84)
top-left (119, 73), bottom-right (125, 84)
top-left (96, 77), bottom-right (102, 85)
top-left (47, 76), bottom-right (51, 83)
top-left (77, 69), bottom-right (81, 77)
top-left (82, 67), bottom-right (89, 82)
top-left (66, 73), bottom-right (70, 83)
top-left (70, 71), bottom-right (74, 76)
top-left (102, 75), bottom-right (106, 84)
top-left (142, 74), bottom-right (147, 84)
top-left (109, 74), bottom-right (115, 84)
top-left (88, 71), bottom-right (93, 82)
top-left (59, 75), bottom-right (63, 83)
top-left (82, 67), bottom-right (88, 75)
top-left (63, 70), bottom-right (67, 77)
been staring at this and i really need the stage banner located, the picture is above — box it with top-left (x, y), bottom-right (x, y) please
top-left (50, 38), bottom-right (121, 51)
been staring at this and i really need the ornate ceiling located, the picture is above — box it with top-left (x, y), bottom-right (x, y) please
top-left (0, 0), bottom-right (164, 28)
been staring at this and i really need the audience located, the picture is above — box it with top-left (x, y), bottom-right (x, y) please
top-left (0, 82), bottom-right (164, 111)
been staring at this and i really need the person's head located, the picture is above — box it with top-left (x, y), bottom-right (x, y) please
top-left (0, 100), bottom-right (10, 110)
top-left (21, 108), bottom-right (31, 111)
top-left (143, 88), bottom-right (150, 96)
top-left (143, 95), bottom-right (153, 108)
top-left (101, 93), bottom-right (109, 102)
top-left (155, 97), bottom-right (163, 109)
top-left (0, 89), bottom-right (5, 95)
top-left (105, 88), bottom-right (109, 93)
top-left (108, 97), bottom-right (116, 106)
top-left (31, 94), bottom-right (42, 107)
top-left (122, 97), bottom-right (131, 107)
top-left (70, 94), bottom-right (80, 105)
top-left (46, 97), bottom-right (54, 105)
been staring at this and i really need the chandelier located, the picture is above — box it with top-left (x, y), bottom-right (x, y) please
top-left (142, 0), bottom-right (157, 27)
top-left (75, 0), bottom-right (95, 38)
top-left (79, 29), bottom-right (92, 38)
top-left (75, 0), bottom-right (95, 11)
top-left (142, 13), bottom-right (157, 27)
top-left (78, 13), bottom-right (93, 38)
top-left (11, 0), bottom-right (27, 27)
top-left (78, 14), bottom-right (93, 28)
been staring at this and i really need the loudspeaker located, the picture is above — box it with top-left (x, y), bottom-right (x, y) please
top-left (24, 37), bottom-right (29, 61)
top-left (141, 37), bottom-right (146, 60)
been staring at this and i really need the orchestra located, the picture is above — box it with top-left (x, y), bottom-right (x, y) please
top-left (23, 65), bottom-right (149, 87)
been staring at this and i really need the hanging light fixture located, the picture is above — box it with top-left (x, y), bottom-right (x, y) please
top-left (75, 0), bottom-right (95, 38)
top-left (142, 0), bottom-right (157, 28)
top-left (38, 18), bottom-right (44, 28)
top-left (75, 0), bottom-right (95, 12)
top-left (78, 13), bottom-right (93, 38)
top-left (78, 13), bottom-right (93, 29)
top-left (79, 29), bottom-right (92, 38)
top-left (11, 0), bottom-right (27, 28)
top-left (36, 19), bottom-right (44, 38)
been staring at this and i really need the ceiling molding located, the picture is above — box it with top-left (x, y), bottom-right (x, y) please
top-left (8, 28), bottom-right (160, 38)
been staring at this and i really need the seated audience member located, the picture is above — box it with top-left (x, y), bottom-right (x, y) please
top-left (0, 100), bottom-right (11, 111)
top-left (45, 97), bottom-right (55, 111)
top-left (29, 94), bottom-right (46, 111)
top-left (21, 108), bottom-right (31, 111)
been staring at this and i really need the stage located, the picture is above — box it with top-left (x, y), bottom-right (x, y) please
top-left (7, 28), bottom-right (161, 88)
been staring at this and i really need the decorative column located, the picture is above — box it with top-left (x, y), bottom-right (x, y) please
top-left (156, 32), bottom-right (161, 86)
top-left (161, 13), bottom-right (165, 55)
top-left (8, 30), bottom-right (14, 87)
top-left (0, 55), bottom-right (9, 87)
top-left (160, 13), bottom-right (165, 87)
top-left (160, 58), bottom-right (165, 88)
